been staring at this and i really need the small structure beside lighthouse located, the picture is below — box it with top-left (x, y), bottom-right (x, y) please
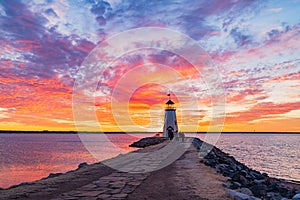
top-left (163, 94), bottom-right (178, 139)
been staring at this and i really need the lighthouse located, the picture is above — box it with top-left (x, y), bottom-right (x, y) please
top-left (163, 95), bottom-right (178, 139)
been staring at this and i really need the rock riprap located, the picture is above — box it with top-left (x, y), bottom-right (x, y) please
top-left (129, 137), bottom-right (167, 148)
top-left (192, 138), bottom-right (298, 199)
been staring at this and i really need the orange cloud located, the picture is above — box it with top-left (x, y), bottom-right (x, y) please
top-left (225, 102), bottom-right (300, 124)
top-left (0, 75), bottom-right (75, 131)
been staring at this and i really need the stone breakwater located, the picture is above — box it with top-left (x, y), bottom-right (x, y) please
top-left (192, 138), bottom-right (300, 200)
top-left (129, 137), bottom-right (167, 148)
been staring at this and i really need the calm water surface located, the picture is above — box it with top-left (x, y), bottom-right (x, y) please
top-left (0, 133), bottom-right (299, 188)
top-left (0, 133), bottom-right (142, 188)
top-left (214, 134), bottom-right (300, 183)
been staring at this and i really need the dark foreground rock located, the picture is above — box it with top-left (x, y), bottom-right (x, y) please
top-left (77, 162), bottom-right (88, 169)
top-left (129, 137), bottom-right (167, 148)
top-left (293, 193), bottom-right (300, 200)
top-left (192, 138), bottom-right (299, 200)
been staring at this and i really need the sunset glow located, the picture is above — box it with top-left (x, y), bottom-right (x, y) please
top-left (0, 0), bottom-right (299, 132)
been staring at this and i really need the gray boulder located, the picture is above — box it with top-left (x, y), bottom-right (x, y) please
top-left (47, 173), bottom-right (62, 178)
top-left (78, 162), bottom-right (88, 169)
top-left (230, 181), bottom-right (242, 189)
top-left (249, 171), bottom-right (261, 179)
top-left (254, 179), bottom-right (266, 185)
top-left (129, 137), bottom-right (167, 148)
top-left (240, 187), bottom-right (253, 196)
top-left (266, 192), bottom-right (283, 200)
top-left (249, 197), bottom-right (261, 200)
top-left (293, 193), bottom-right (300, 200)
top-left (228, 189), bottom-right (251, 200)
top-left (250, 184), bottom-right (267, 197)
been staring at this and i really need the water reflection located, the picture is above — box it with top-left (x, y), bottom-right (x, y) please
top-left (214, 134), bottom-right (300, 182)
top-left (0, 133), bottom-right (147, 188)
top-left (0, 133), bottom-right (299, 188)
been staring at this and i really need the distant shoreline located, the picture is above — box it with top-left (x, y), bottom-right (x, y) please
top-left (0, 131), bottom-right (299, 134)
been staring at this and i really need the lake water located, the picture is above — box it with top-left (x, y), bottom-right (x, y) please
top-left (0, 133), bottom-right (299, 188)
top-left (215, 134), bottom-right (300, 183)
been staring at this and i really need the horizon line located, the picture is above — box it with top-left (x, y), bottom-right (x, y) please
top-left (0, 130), bottom-right (299, 134)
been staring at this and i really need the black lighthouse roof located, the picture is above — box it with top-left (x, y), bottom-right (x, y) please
top-left (166, 99), bottom-right (175, 105)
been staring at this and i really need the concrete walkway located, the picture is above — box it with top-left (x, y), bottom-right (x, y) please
top-left (52, 140), bottom-right (229, 200)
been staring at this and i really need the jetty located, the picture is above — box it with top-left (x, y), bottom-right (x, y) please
top-left (1, 137), bottom-right (299, 200)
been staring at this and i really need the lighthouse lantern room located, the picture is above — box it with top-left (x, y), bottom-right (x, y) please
top-left (163, 95), bottom-right (178, 139)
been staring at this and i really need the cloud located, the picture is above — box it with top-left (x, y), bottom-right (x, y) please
top-left (45, 8), bottom-right (58, 18)
top-left (0, 0), bottom-right (95, 83)
top-left (96, 0), bottom-right (259, 40)
top-left (268, 8), bottom-right (283, 13)
top-left (230, 27), bottom-right (252, 46)
top-left (226, 102), bottom-right (300, 123)
top-left (89, 0), bottom-right (112, 26)
top-left (0, 73), bottom-right (75, 125)
top-left (0, 0), bottom-right (299, 131)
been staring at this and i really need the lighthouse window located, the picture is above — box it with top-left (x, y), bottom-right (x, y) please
top-left (175, 121), bottom-right (177, 125)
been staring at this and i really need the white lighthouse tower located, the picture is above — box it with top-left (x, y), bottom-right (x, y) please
top-left (163, 95), bottom-right (178, 139)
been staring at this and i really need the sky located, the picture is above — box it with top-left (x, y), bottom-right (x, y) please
top-left (0, 0), bottom-right (299, 132)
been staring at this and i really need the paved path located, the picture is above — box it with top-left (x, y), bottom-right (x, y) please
top-left (52, 140), bottom-right (191, 200)
top-left (52, 140), bottom-right (229, 200)
top-left (129, 141), bottom-right (230, 200)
